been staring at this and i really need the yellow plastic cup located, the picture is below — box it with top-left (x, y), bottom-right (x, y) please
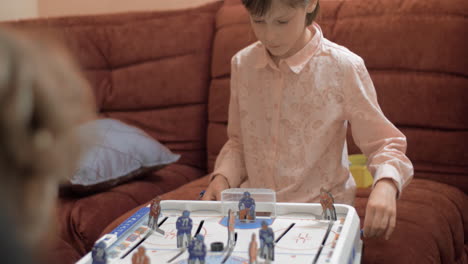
top-left (348, 154), bottom-right (373, 188)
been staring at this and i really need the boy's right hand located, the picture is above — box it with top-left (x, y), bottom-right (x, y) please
top-left (202, 174), bottom-right (229, 201)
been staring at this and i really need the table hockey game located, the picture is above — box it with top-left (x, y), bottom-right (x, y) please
top-left (77, 189), bottom-right (362, 264)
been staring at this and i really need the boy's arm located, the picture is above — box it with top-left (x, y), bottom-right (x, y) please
top-left (344, 58), bottom-right (414, 197)
top-left (345, 58), bottom-right (414, 240)
top-left (209, 57), bottom-right (247, 188)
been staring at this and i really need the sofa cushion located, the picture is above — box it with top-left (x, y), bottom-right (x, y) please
top-left (58, 163), bottom-right (206, 258)
top-left (4, 1), bottom-right (222, 171)
top-left (64, 118), bottom-right (180, 194)
top-left (207, 0), bottom-right (468, 192)
top-left (44, 237), bottom-right (82, 264)
top-left (102, 177), bottom-right (468, 264)
top-left (354, 180), bottom-right (468, 264)
top-left (0, 2), bottom-right (223, 263)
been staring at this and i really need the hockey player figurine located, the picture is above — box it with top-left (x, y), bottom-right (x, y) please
top-left (259, 221), bottom-right (274, 262)
top-left (238, 191), bottom-right (256, 222)
top-left (148, 197), bottom-right (165, 235)
top-left (92, 241), bottom-right (107, 264)
top-left (249, 233), bottom-right (258, 264)
top-left (176, 210), bottom-right (193, 248)
top-left (320, 188), bottom-right (337, 221)
top-left (188, 234), bottom-right (207, 264)
top-left (148, 197), bottom-right (161, 229)
top-left (227, 209), bottom-right (236, 246)
top-left (131, 246), bottom-right (150, 264)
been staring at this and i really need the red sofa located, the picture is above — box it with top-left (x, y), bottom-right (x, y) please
top-left (3, 0), bottom-right (467, 263)
top-left (2, 2), bottom-right (222, 263)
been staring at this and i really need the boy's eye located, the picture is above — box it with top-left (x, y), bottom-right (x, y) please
top-left (253, 19), bottom-right (265, 24)
top-left (278, 20), bottom-right (289, 24)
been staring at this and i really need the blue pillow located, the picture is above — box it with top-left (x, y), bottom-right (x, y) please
top-left (66, 118), bottom-right (180, 193)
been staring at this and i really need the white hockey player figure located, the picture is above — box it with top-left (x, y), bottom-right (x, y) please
top-left (227, 209), bottom-right (236, 246)
top-left (147, 197), bottom-right (165, 235)
top-left (320, 188), bottom-right (337, 221)
top-left (249, 233), bottom-right (258, 264)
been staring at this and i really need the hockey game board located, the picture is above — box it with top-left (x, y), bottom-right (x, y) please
top-left (77, 200), bottom-right (362, 264)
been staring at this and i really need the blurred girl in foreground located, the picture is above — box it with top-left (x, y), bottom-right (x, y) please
top-left (0, 28), bottom-right (95, 263)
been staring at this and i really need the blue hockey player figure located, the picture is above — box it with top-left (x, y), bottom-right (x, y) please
top-left (176, 210), bottom-right (193, 248)
top-left (188, 234), bottom-right (207, 264)
top-left (238, 191), bottom-right (255, 222)
top-left (259, 221), bottom-right (274, 262)
top-left (320, 188), bottom-right (337, 221)
top-left (92, 241), bottom-right (107, 264)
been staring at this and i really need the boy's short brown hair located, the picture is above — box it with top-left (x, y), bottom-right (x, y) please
top-left (242, 0), bottom-right (320, 26)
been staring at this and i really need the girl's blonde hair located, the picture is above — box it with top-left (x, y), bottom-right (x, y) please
top-left (0, 28), bottom-right (96, 248)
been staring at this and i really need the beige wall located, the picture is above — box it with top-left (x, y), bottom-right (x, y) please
top-left (0, 0), bottom-right (219, 21)
top-left (0, 0), bottom-right (38, 21)
top-left (39, 0), bottom-right (220, 18)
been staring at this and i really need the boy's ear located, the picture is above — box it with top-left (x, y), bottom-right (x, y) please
top-left (306, 0), bottom-right (318, 13)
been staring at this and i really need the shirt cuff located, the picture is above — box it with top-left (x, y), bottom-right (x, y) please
top-left (210, 163), bottom-right (243, 188)
top-left (208, 173), bottom-right (231, 188)
top-left (372, 163), bottom-right (403, 199)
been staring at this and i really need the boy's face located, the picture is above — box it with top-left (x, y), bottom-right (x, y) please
top-left (249, 0), bottom-right (316, 60)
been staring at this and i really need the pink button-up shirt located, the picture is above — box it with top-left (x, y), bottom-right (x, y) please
top-left (212, 23), bottom-right (413, 204)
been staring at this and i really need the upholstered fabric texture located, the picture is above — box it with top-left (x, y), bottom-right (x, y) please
top-left (1, 2), bottom-right (222, 262)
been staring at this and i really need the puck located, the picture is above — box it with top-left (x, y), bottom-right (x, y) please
top-left (210, 242), bottom-right (224, 252)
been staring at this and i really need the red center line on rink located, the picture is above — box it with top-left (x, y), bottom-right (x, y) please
top-left (143, 226), bottom-right (209, 247)
top-left (274, 225), bottom-right (338, 251)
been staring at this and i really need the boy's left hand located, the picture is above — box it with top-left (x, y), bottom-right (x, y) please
top-left (363, 178), bottom-right (398, 240)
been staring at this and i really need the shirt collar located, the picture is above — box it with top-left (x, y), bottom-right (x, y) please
top-left (255, 22), bottom-right (323, 74)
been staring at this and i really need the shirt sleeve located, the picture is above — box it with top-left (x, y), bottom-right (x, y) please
top-left (209, 56), bottom-right (247, 188)
top-left (344, 58), bottom-right (414, 197)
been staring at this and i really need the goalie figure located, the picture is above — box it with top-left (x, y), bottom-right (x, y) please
top-left (238, 191), bottom-right (255, 222)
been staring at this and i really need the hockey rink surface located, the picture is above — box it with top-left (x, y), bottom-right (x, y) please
top-left (76, 201), bottom-right (362, 264)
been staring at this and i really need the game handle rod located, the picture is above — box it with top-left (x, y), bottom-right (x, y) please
top-left (167, 248), bottom-right (186, 263)
top-left (221, 232), bottom-right (238, 264)
top-left (120, 216), bottom-right (169, 259)
top-left (275, 222), bottom-right (295, 244)
top-left (312, 220), bottom-right (334, 264)
top-left (167, 219), bottom-right (206, 263)
top-left (194, 220), bottom-right (205, 237)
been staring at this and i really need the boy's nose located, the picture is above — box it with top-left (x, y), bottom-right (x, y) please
top-left (264, 27), bottom-right (276, 45)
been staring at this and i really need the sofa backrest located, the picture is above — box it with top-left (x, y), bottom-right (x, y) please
top-left (207, 0), bottom-right (468, 193)
top-left (3, 2), bottom-right (223, 170)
